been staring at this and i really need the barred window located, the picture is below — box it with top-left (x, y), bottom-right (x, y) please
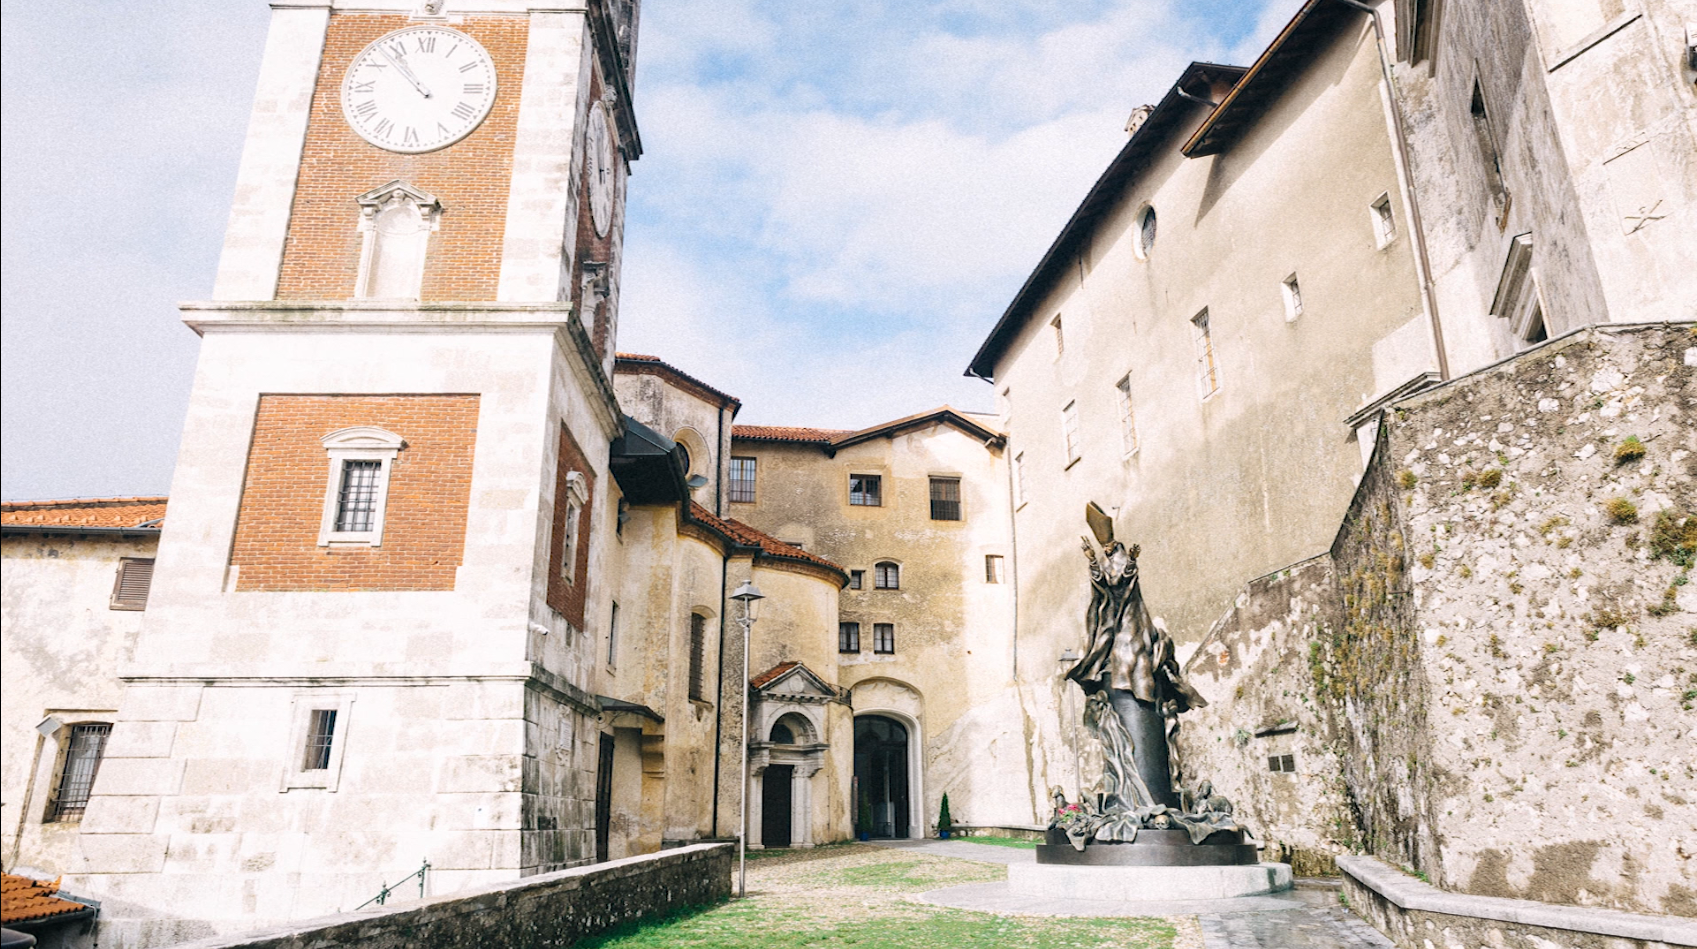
top-left (608, 601), bottom-right (620, 666)
top-left (1192, 309), bottom-right (1220, 399)
top-left (929, 477), bottom-right (961, 521)
top-left (688, 613), bottom-right (707, 701)
top-left (839, 622), bottom-right (861, 653)
top-left (849, 474), bottom-right (882, 506)
top-left (1013, 452), bottom-right (1027, 507)
top-left (729, 457), bottom-right (757, 503)
top-left (985, 554), bottom-right (1004, 583)
top-left (873, 623), bottom-right (895, 654)
top-left (874, 562), bottom-right (899, 590)
top-left (47, 723), bottom-right (110, 822)
top-left (1062, 401), bottom-right (1081, 464)
top-left (110, 557), bottom-right (156, 611)
top-left (334, 460), bottom-right (383, 532)
top-left (849, 570), bottom-right (864, 590)
top-left (301, 709), bottom-right (337, 771)
top-left (1115, 375), bottom-right (1139, 456)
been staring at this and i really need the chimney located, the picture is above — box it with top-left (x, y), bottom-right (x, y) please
top-left (1124, 104), bottom-right (1155, 136)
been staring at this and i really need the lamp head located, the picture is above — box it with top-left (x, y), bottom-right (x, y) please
top-left (686, 474), bottom-right (709, 490)
top-left (730, 579), bottom-right (765, 620)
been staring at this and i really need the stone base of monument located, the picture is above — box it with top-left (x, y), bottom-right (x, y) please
top-left (1037, 828), bottom-right (1259, 866)
top-left (1010, 861), bottom-right (1294, 902)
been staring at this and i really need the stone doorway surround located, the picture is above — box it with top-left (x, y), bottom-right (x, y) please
top-left (747, 662), bottom-right (840, 849)
top-left (848, 677), bottom-right (926, 840)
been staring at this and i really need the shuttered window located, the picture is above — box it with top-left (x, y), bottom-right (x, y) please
top-left (110, 558), bottom-right (156, 610)
top-left (929, 477), bottom-right (961, 520)
top-left (688, 613), bottom-right (707, 701)
top-left (47, 723), bottom-right (111, 821)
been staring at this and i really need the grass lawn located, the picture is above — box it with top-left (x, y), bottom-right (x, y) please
top-left (957, 835), bottom-right (1038, 850)
top-left (580, 844), bottom-right (1184, 949)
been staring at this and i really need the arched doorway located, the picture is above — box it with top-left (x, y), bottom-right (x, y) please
top-left (853, 715), bottom-right (910, 839)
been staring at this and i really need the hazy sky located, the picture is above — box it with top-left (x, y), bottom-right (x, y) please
top-left (0, 0), bottom-right (1299, 501)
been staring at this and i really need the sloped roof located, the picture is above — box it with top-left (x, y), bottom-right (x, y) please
top-left (733, 408), bottom-right (1003, 453)
top-left (685, 502), bottom-right (846, 578)
top-left (615, 353), bottom-right (742, 412)
top-left (1, 874), bottom-right (91, 924)
top-left (750, 660), bottom-right (802, 689)
top-left (965, 60), bottom-right (1246, 380)
top-left (1, 496), bottom-right (167, 532)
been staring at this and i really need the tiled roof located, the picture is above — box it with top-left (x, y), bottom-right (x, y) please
top-left (614, 353), bottom-right (741, 411)
top-left (750, 661), bottom-right (802, 689)
top-left (731, 425), bottom-right (855, 444)
top-left (1, 874), bottom-right (89, 924)
top-left (687, 502), bottom-right (845, 574)
top-left (1, 496), bottom-right (168, 530)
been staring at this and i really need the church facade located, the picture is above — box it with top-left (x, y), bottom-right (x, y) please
top-left (2, 0), bottom-right (1694, 944)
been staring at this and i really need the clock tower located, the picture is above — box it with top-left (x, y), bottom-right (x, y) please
top-left (68, 2), bottom-right (641, 943)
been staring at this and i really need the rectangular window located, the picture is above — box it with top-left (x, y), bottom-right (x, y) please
top-left (729, 457), bottom-right (757, 503)
top-left (1268, 753), bottom-right (1298, 773)
top-left (985, 554), bottom-right (1004, 583)
top-left (1115, 375), bottom-right (1138, 456)
top-left (1051, 314), bottom-right (1065, 356)
top-left (849, 570), bottom-right (864, 590)
top-left (1281, 274), bottom-right (1303, 321)
top-left (1061, 401), bottom-right (1081, 464)
top-left (608, 601), bottom-right (619, 666)
top-left (1013, 452), bottom-right (1027, 507)
top-left (688, 613), bottom-right (707, 701)
top-left (47, 723), bottom-right (110, 821)
top-left (1371, 194), bottom-right (1396, 248)
top-left (1192, 309), bottom-right (1220, 399)
top-left (929, 477), bottom-right (962, 521)
top-left (874, 562), bottom-right (900, 590)
top-left (302, 709), bottom-right (337, 771)
top-left (334, 460), bottom-right (383, 532)
top-left (110, 557), bottom-right (156, 611)
top-left (849, 474), bottom-right (882, 506)
top-left (839, 622), bottom-right (861, 653)
top-left (872, 623), bottom-right (895, 654)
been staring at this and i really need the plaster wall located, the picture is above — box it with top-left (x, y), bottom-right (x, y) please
top-left (612, 370), bottom-right (733, 512)
top-left (729, 423), bottom-right (1023, 828)
top-left (991, 20), bottom-right (1426, 814)
top-left (1, 534), bottom-right (154, 876)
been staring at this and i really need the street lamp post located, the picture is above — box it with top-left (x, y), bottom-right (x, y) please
top-left (729, 579), bottom-right (764, 899)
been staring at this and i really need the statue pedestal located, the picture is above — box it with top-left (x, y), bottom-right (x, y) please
top-left (1010, 861), bottom-right (1293, 902)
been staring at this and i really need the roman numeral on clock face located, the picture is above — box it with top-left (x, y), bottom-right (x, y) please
top-left (352, 100), bottom-right (378, 118)
top-left (372, 118), bottom-right (393, 139)
top-left (464, 83), bottom-right (485, 95)
top-left (459, 61), bottom-right (479, 73)
top-left (451, 101), bottom-right (477, 120)
top-left (402, 127), bottom-right (420, 146)
top-left (416, 35), bottom-right (436, 53)
top-left (351, 81), bottom-right (375, 94)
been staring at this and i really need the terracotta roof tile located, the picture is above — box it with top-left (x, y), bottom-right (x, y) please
top-left (687, 502), bottom-right (845, 574)
top-left (734, 409), bottom-right (1003, 449)
top-left (1, 496), bottom-right (168, 530)
top-left (750, 661), bottom-right (802, 689)
top-left (2, 874), bottom-right (89, 924)
top-left (731, 425), bottom-right (855, 444)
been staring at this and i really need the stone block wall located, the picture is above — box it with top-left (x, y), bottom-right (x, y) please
top-left (1179, 324), bottom-right (1696, 916)
top-left (167, 842), bottom-right (732, 949)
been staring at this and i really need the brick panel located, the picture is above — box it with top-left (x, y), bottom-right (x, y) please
top-left (571, 66), bottom-right (618, 360)
top-left (275, 14), bottom-right (528, 301)
top-left (546, 422), bottom-right (594, 627)
top-left (231, 395), bottom-right (479, 591)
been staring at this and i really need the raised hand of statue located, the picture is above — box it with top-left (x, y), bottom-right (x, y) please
top-left (1080, 536), bottom-right (1098, 561)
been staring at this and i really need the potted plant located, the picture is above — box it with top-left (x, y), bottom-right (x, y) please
top-left (937, 793), bottom-right (954, 839)
top-left (857, 791), bottom-right (873, 841)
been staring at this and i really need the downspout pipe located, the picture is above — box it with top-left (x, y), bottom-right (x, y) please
top-left (1330, 0), bottom-right (1451, 380)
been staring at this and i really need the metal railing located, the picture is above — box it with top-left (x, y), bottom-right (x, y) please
top-left (355, 860), bottom-right (430, 911)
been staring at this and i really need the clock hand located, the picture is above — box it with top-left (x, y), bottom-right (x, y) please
top-left (377, 44), bottom-right (433, 99)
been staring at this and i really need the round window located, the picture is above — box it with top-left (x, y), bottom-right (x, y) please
top-left (677, 444), bottom-right (692, 475)
top-left (1136, 207), bottom-right (1157, 258)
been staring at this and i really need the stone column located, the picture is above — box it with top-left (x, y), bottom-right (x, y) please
top-left (792, 763), bottom-right (819, 848)
top-left (747, 764), bottom-right (765, 850)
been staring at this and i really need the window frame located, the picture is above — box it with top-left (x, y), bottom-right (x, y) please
top-left (928, 476), bottom-right (962, 521)
top-left (607, 601), bottom-right (620, 668)
top-left (985, 554), bottom-right (1004, 584)
top-left (1281, 274), bottom-right (1303, 322)
top-left (558, 471), bottom-right (589, 585)
top-left (873, 561), bottom-right (900, 590)
top-left (317, 427), bottom-right (405, 548)
top-left (688, 612), bottom-right (708, 702)
top-left (848, 473), bottom-right (883, 507)
top-left (1050, 314), bottom-right (1065, 357)
top-left (1013, 451), bottom-right (1027, 509)
top-left (1114, 374), bottom-right (1139, 458)
top-left (1191, 309), bottom-right (1220, 400)
top-left (728, 456), bottom-right (758, 504)
top-left (1061, 401), bottom-right (1082, 466)
top-left (44, 722), bottom-right (112, 822)
top-left (838, 621), bottom-right (862, 653)
top-left (281, 692), bottom-right (355, 792)
top-left (849, 570), bottom-right (864, 590)
top-left (1370, 193), bottom-right (1397, 249)
top-left (110, 557), bottom-right (156, 611)
top-left (872, 623), bottom-right (895, 655)
top-left (1133, 205), bottom-right (1157, 260)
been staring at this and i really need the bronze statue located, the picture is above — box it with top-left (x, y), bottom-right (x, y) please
top-left (1052, 503), bottom-right (1244, 848)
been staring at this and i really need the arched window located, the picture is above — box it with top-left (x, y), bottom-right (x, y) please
top-left (770, 721), bottom-right (794, 744)
top-left (874, 561), bottom-right (900, 590)
top-left (688, 612), bottom-right (708, 702)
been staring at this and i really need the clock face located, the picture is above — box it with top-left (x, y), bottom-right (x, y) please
top-left (587, 105), bottom-right (615, 237)
top-left (341, 27), bottom-right (497, 154)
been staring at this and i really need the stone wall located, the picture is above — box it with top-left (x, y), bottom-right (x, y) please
top-left (167, 842), bottom-right (732, 949)
top-left (1179, 323), bottom-right (1696, 916)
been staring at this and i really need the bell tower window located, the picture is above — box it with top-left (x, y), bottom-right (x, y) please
top-left (355, 181), bottom-right (443, 301)
top-left (316, 426), bottom-right (406, 547)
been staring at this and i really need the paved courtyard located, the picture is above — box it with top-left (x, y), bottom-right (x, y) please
top-left (582, 839), bottom-right (1394, 949)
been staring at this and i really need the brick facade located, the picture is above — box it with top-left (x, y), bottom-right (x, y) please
top-left (274, 14), bottom-right (528, 302)
top-left (546, 422), bottom-right (595, 628)
top-left (230, 394), bottom-right (479, 591)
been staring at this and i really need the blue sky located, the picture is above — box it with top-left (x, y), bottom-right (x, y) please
top-left (0, 0), bottom-right (1298, 500)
